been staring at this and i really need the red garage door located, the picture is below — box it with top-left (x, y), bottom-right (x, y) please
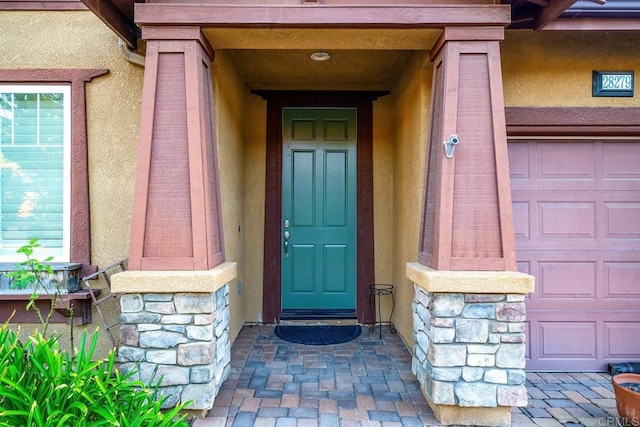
top-left (509, 140), bottom-right (640, 371)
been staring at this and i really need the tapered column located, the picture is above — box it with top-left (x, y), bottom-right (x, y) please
top-left (419, 27), bottom-right (516, 272)
top-left (410, 27), bottom-right (534, 426)
top-left (129, 27), bottom-right (224, 271)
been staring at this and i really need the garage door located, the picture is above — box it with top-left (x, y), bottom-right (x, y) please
top-left (509, 140), bottom-right (640, 371)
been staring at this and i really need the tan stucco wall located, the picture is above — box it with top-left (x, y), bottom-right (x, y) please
top-left (0, 10), bottom-right (141, 356)
top-left (243, 95), bottom-right (267, 322)
top-left (212, 50), bottom-right (250, 342)
top-left (373, 98), bottom-right (394, 287)
top-left (387, 51), bottom-right (432, 349)
top-left (502, 30), bottom-right (640, 107)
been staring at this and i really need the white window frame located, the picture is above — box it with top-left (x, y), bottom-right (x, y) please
top-left (0, 84), bottom-right (71, 262)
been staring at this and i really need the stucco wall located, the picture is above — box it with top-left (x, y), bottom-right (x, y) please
top-left (502, 30), bottom-right (640, 107)
top-left (387, 51), bottom-right (432, 349)
top-left (373, 98), bottom-right (394, 288)
top-left (0, 10), bottom-right (141, 356)
top-left (212, 50), bottom-right (250, 342)
top-left (243, 95), bottom-right (267, 323)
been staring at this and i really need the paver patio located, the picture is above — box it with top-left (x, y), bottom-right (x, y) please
top-left (192, 325), bottom-right (620, 426)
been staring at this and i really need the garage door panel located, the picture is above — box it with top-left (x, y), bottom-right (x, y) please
top-left (537, 261), bottom-right (596, 299)
top-left (605, 261), bottom-right (640, 298)
top-left (606, 322), bottom-right (640, 359)
top-left (534, 319), bottom-right (598, 360)
top-left (508, 142), bottom-right (530, 180)
top-left (524, 321), bottom-right (532, 360)
top-left (539, 202), bottom-right (595, 239)
top-left (605, 202), bottom-right (640, 239)
top-left (539, 142), bottom-right (596, 180)
top-left (513, 201), bottom-right (530, 239)
top-left (541, 323), bottom-right (597, 360)
top-left (604, 143), bottom-right (640, 179)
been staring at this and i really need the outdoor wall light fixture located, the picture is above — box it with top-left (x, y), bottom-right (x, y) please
top-left (310, 51), bottom-right (331, 61)
top-left (443, 134), bottom-right (459, 158)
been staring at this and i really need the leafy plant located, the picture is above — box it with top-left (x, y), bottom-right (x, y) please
top-left (0, 325), bottom-right (189, 427)
top-left (0, 240), bottom-right (190, 426)
top-left (6, 238), bottom-right (69, 339)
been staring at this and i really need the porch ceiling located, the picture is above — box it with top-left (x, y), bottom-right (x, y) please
top-left (228, 49), bottom-right (413, 91)
top-left (204, 28), bottom-right (441, 91)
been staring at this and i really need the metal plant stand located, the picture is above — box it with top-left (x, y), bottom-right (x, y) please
top-left (81, 259), bottom-right (128, 346)
top-left (369, 284), bottom-right (396, 339)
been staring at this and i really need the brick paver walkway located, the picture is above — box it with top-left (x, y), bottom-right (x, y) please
top-left (193, 325), bottom-right (620, 426)
top-left (513, 372), bottom-right (618, 427)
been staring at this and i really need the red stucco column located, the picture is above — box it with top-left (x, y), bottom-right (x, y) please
top-left (128, 27), bottom-right (224, 271)
top-left (418, 26), bottom-right (516, 272)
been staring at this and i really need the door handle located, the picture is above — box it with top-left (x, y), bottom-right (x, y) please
top-left (283, 231), bottom-right (290, 258)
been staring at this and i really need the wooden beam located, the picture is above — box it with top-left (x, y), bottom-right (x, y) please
top-left (81, 0), bottom-right (138, 49)
top-left (135, 4), bottom-right (511, 28)
top-left (534, 0), bottom-right (579, 30)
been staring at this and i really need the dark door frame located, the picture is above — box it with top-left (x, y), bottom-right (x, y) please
top-left (253, 91), bottom-right (388, 324)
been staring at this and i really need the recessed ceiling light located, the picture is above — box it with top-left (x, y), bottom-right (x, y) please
top-left (310, 51), bottom-right (331, 61)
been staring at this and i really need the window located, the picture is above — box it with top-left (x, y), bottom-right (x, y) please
top-left (0, 85), bottom-right (71, 261)
top-left (0, 68), bottom-right (107, 278)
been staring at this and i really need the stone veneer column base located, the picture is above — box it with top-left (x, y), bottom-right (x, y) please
top-left (407, 262), bottom-right (534, 427)
top-left (111, 262), bottom-right (237, 413)
top-left (428, 396), bottom-right (511, 427)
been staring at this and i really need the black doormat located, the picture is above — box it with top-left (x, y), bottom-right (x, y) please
top-left (274, 325), bottom-right (362, 346)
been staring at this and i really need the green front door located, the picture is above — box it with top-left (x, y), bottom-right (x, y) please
top-left (281, 108), bottom-right (357, 317)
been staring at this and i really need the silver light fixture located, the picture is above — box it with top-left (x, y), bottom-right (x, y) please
top-left (310, 51), bottom-right (331, 61)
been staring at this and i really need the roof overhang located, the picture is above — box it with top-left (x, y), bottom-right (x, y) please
top-left (82, 2), bottom-right (513, 49)
top-left (505, 0), bottom-right (640, 30)
top-left (81, 0), bottom-right (638, 50)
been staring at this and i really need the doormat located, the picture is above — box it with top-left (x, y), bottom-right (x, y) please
top-left (274, 325), bottom-right (361, 346)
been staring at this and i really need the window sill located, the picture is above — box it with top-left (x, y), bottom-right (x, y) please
top-left (0, 289), bottom-right (101, 325)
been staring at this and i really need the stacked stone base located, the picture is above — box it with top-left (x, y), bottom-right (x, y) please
top-left (118, 285), bottom-right (230, 410)
top-left (407, 263), bottom-right (534, 426)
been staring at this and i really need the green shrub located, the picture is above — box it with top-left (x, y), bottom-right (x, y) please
top-left (0, 326), bottom-right (189, 427)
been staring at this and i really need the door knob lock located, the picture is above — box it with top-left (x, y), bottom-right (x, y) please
top-left (283, 231), bottom-right (290, 258)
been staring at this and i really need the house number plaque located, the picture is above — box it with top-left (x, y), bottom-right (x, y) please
top-left (593, 71), bottom-right (634, 97)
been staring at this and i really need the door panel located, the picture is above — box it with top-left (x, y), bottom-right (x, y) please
top-left (292, 150), bottom-right (315, 226)
top-left (282, 108), bottom-right (357, 315)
